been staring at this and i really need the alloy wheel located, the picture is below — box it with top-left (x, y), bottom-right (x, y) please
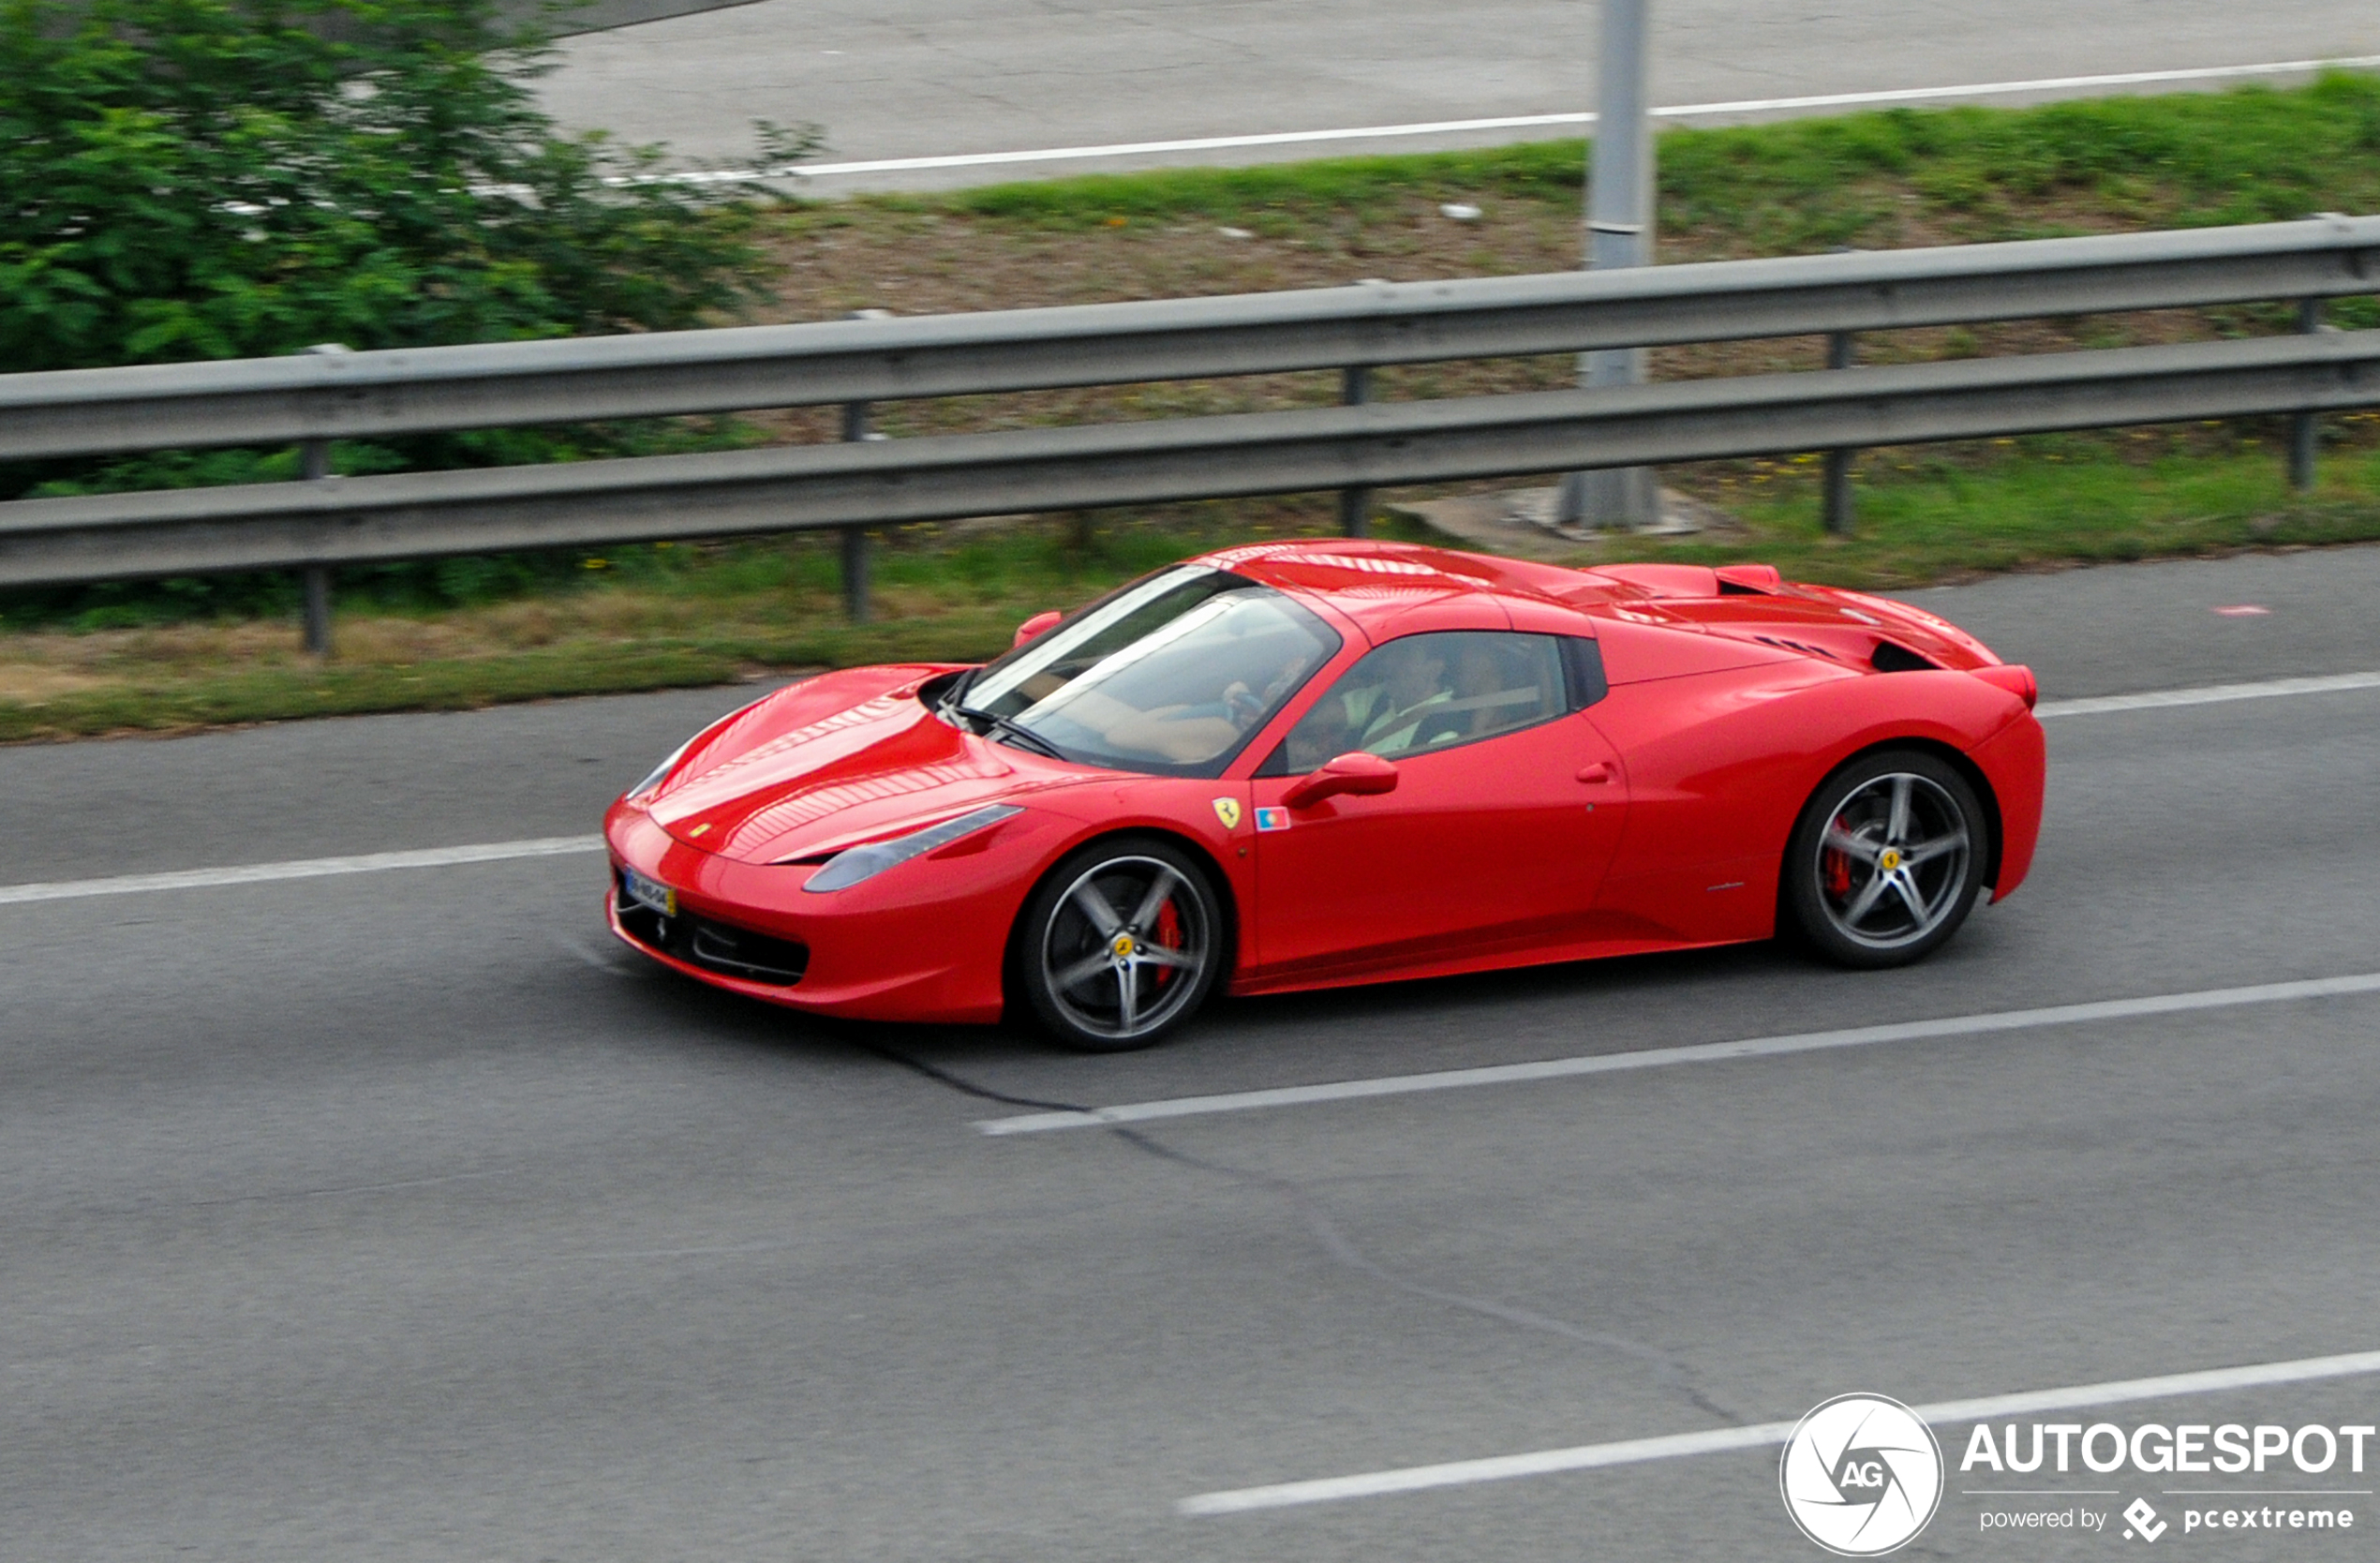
top-left (1034, 851), bottom-right (1215, 1048)
top-left (1813, 771), bottom-right (1973, 952)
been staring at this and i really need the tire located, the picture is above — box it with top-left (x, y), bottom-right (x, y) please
top-left (1783, 750), bottom-right (1990, 969)
top-left (1016, 837), bottom-right (1226, 1051)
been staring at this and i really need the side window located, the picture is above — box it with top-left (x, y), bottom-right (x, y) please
top-left (1561, 635), bottom-right (1607, 710)
top-left (1272, 632), bottom-right (1569, 772)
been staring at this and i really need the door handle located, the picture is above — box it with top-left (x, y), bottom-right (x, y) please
top-left (1576, 762), bottom-right (1614, 784)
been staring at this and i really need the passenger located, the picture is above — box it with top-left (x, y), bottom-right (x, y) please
top-left (1447, 641), bottom-right (1510, 741)
top-left (1354, 638), bottom-right (1454, 754)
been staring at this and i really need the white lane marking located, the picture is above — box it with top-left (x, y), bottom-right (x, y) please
top-left (2037, 670), bottom-right (2380, 719)
top-left (0, 835), bottom-right (603, 906)
top-left (1646, 56), bottom-right (2380, 121)
top-left (1179, 1347), bottom-right (2380, 1515)
top-left (974, 971), bottom-right (2380, 1135)
top-left (6, 671), bottom-right (2375, 906)
top-left (666, 56), bottom-right (2380, 183)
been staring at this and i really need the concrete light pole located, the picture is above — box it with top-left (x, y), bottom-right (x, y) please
top-left (1558, 0), bottom-right (1659, 528)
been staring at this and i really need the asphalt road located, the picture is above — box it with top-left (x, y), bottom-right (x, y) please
top-left (532, 1), bottom-right (2380, 187)
top-left (7, 545), bottom-right (2380, 1559)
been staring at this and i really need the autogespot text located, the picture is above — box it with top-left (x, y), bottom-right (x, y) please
top-left (1960, 1421), bottom-right (2374, 1475)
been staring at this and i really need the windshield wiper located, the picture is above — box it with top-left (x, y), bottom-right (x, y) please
top-left (957, 706), bottom-right (1066, 760)
top-left (936, 666), bottom-right (981, 716)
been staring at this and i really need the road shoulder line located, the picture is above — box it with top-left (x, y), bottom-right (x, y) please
top-left (1180, 1347), bottom-right (2380, 1514)
top-left (8, 670), bottom-right (2376, 907)
top-left (756, 56), bottom-right (2380, 182)
top-left (0, 835), bottom-right (603, 905)
top-left (975, 972), bottom-right (2380, 1135)
top-left (2037, 669), bottom-right (2380, 718)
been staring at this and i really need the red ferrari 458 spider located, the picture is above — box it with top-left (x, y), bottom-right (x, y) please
top-left (605, 542), bottom-right (2043, 1049)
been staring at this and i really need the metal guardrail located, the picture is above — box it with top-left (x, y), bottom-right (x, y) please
top-left (1, 216), bottom-right (2375, 642)
top-left (4, 216), bottom-right (2374, 462)
top-left (8, 328), bottom-right (2376, 583)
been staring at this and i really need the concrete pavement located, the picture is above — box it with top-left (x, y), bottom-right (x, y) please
top-left (5, 545), bottom-right (2379, 1559)
top-left (531, 1), bottom-right (2380, 187)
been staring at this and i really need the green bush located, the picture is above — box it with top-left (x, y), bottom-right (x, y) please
top-left (0, 0), bottom-right (784, 372)
top-left (0, 0), bottom-right (800, 620)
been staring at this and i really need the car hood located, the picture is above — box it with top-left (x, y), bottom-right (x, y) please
top-left (644, 665), bottom-right (1078, 865)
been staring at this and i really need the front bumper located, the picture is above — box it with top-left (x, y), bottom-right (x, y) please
top-left (612, 881), bottom-right (811, 987)
top-left (601, 804), bottom-right (1027, 1024)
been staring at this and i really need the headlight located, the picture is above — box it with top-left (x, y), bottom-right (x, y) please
top-left (803, 805), bottom-right (1022, 893)
top-left (630, 737), bottom-right (692, 800)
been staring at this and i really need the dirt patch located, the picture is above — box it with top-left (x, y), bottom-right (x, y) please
top-left (0, 664), bottom-right (106, 704)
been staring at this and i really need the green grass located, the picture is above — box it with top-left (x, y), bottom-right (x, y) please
top-left (940, 71), bottom-right (2380, 248)
top-left (1599, 428), bottom-right (2380, 584)
top-left (0, 509), bottom-right (1305, 740)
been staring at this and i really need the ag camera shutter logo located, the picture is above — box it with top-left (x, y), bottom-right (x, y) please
top-left (1779, 1393), bottom-right (1944, 1556)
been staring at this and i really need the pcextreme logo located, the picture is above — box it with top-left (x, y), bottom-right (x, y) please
top-left (1780, 1394), bottom-right (1946, 1556)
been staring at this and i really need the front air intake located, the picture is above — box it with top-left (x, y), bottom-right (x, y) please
top-left (616, 889), bottom-right (809, 986)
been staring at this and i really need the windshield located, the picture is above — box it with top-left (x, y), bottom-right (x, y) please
top-left (957, 566), bottom-right (1340, 775)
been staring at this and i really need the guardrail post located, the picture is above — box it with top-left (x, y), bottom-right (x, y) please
top-left (1338, 364), bottom-right (1374, 537)
top-left (300, 439), bottom-right (334, 656)
top-left (1559, 0), bottom-right (1659, 530)
top-left (1822, 331), bottom-right (1857, 537)
top-left (837, 309), bottom-right (894, 623)
top-left (2290, 298), bottom-right (2324, 492)
top-left (839, 398), bottom-right (873, 623)
top-left (297, 343), bottom-right (349, 655)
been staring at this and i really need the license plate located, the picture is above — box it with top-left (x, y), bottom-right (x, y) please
top-left (621, 867), bottom-right (677, 917)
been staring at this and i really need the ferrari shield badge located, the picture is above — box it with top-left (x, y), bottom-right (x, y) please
top-left (1211, 797), bottom-right (1242, 830)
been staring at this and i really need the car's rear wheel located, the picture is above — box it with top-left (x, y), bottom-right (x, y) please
top-left (1784, 751), bottom-right (1988, 968)
top-left (1019, 838), bottom-right (1224, 1051)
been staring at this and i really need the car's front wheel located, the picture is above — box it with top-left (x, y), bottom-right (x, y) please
top-left (1018, 837), bottom-right (1225, 1051)
top-left (1784, 751), bottom-right (1989, 968)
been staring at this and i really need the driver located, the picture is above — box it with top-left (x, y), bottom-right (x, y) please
top-left (1097, 640), bottom-right (1317, 763)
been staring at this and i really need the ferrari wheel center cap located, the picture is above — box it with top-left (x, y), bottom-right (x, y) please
top-left (1110, 932), bottom-right (1137, 960)
top-left (1880, 847), bottom-right (1903, 871)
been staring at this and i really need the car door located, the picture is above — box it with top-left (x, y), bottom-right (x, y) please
top-left (1247, 631), bottom-right (1627, 984)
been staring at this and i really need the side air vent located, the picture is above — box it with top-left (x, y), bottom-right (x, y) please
top-left (1871, 640), bottom-right (1940, 673)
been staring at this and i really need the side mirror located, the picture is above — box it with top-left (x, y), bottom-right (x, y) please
top-left (1012, 609), bottom-right (1063, 648)
top-left (1283, 752), bottom-right (1399, 811)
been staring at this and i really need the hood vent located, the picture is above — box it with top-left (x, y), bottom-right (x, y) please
top-left (1756, 634), bottom-right (1841, 660)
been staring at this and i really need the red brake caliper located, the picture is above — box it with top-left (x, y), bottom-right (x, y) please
top-left (1153, 898), bottom-right (1182, 989)
top-left (1822, 814), bottom-right (1853, 900)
